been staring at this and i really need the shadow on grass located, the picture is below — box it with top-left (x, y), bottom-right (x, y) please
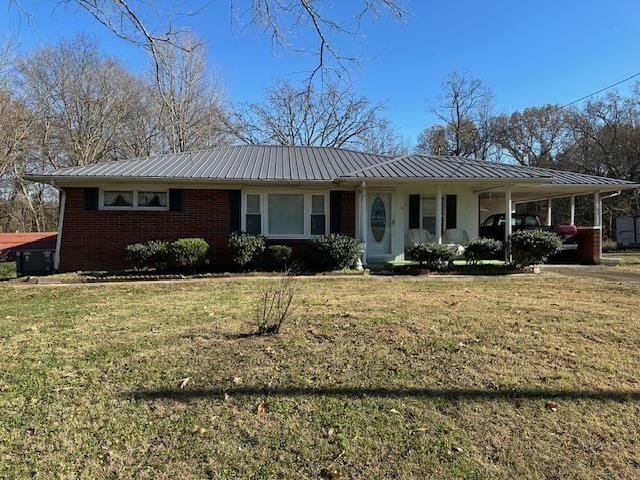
top-left (126, 386), bottom-right (640, 402)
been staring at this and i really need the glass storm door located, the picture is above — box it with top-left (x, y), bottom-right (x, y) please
top-left (367, 193), bottom-right (392, 257)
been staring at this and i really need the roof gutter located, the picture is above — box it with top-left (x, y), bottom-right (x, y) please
top-left (24, 175), bottom-right (341, 186)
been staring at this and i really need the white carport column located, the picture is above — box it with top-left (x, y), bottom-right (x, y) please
top-left (593, 192), bottom-right (602, 227)
top-left (435, 186), bottom-right (443, 244)
top-left (569, 196), bottom-right (576, 226)
top-left (505, 189), bottom-right (513, 262)
top-left (360, 182), bottom-right (368, 265)
top-left (594, 191), bottom-right (602, 259)
top-left (546, 199), bottom-right (552, 226)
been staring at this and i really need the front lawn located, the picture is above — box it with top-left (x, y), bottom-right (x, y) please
top-left (1, 275), bottom-right (639, 479)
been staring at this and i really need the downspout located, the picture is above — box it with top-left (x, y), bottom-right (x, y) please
top-left (52, 181), bottom-right (66, 272)
top-left (601, 191), bottom-right (621, 201)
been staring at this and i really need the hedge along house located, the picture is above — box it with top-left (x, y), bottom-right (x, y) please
top-left (26, 145), bottom-right (639, 272)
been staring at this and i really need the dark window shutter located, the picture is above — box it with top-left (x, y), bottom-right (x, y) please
top-left (169, 189), bottom-right (183, 211)
top-left (229, 190), bottom-right (241, 233)
top-left (84, 188), bottom-right (99, 210)
top-left (409, 194), bottom-right (420, 229)
top-left (446, 194), bottom-right (457, 229)
top-left (329, 191), bottom-right (342, 234)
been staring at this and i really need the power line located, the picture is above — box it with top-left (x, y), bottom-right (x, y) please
top-left (556, 71), bottom-right (640, 110)
top-left (497, 70), bottom-right (640, 137)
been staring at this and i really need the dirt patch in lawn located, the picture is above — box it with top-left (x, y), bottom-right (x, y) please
top-left (1, 275), bottom-right (639, 479)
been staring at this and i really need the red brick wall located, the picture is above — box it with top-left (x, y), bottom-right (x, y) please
top-left (60, 188), bottom-right (232, 272)
top-left (59, 188), bottom-right (358, 272)
top-left (576, 227), bottom-right (601, 265)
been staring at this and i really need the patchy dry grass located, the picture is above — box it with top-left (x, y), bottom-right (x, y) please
top-left (614, 253), bottom-right (640, 272)
top-left (1, 275), bottom-right (639, 479)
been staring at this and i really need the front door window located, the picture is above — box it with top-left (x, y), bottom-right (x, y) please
top-left (370, 196), bottom-right (386, 242)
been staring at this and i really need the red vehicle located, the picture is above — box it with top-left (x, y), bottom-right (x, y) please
top-left (480, 214), bottom-right (578, 249)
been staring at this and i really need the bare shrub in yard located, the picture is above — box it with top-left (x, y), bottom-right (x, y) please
top-left (255, 271), bottom-right (298, 335)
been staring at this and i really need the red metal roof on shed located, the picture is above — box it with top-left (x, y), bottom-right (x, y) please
top-left (0, 232), bottom-right (57, 260)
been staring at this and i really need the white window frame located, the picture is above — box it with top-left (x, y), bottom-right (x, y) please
top-left (420, 195), bottom-right (446, 234)
top-left (100, 189), bottom-right (170, 211)
top-left (241, 190), bottom-right (330, 239)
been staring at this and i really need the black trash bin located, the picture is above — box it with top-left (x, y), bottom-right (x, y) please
top-left (16, 250), bottom-right (55, 276)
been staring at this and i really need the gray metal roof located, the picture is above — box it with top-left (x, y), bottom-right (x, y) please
top-left (342, 154), bottom-right (637, 186)
top-left (34, 145), bottom-right (388, 182)
top-left (27, 144), bottom-right (638, 187)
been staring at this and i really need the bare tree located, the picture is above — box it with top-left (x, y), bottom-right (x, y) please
top-left (0, 40), bottom-right (56, 232)
top-left (492, 105), bottom-right (571, 167)
top-left (154, 33), bottom-right (230, 153)
top-left (17, 35), bottom-right (148, 167)
top-left (417, 71), bottom-right (495, 158)
top-left (231, 80), bottom-right (402, 154)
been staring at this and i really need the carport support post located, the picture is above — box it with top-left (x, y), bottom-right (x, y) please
top-left (570, 196), bottom-right (576, 226)
top-left (594, 191), bottom-right (602, 259)
top-left (435, 186), bottom-right (443, 244)
top-left (546, 199), bottom-right (552, 226)
top-left (505, 189), bottom-right (513, 263)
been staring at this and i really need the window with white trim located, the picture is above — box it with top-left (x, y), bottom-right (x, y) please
top-left (101, 189), bottom-right (169, 210)
top-left (310, 194), bottom-right (326, 235)
top-left (268, 193), bottom-right (305, 235)
top-left (420, 196), bottom-right (447, 235)
top-left (242, 191), bottom-right (329, 238)
top-left (421, 197), bottom-right (437, 235)
top-left (245, 193), bottom-right (262, 234)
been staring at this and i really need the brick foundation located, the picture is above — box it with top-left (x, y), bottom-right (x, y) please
top-left (576, 227), bottom-right (601, 265)
top-left (59, 188), bottom-right (357, 272)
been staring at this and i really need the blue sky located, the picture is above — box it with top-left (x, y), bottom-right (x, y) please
top-left (2, 1), bottom-right (639, 145)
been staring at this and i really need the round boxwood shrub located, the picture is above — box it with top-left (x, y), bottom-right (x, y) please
top-left (308, 234), bottom-right (361, 271)
top-left (261, 244), bottom-right (293, 272)
top-left (228, 232), bottom-right (266, 270)
top-left (406, 242), bottom-right (455, 271)
top-left (509, 230), bottom-right (562, 267)
top-left (464, 237), bottom-right (503, 265)
top-left (126, 240), bottom-right (170, 270)
top-left (171, 238), bottom-right (209, 270)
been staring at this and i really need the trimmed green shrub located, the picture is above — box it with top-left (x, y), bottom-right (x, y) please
top-left (228, 232), bottom-right (266, 270)
top-left (406, 242), bottom-right (455, 271)
top-left (125, 243), bottom-right (148, 269)
top-left (464, 238), bottom-right (503, 265)
top-left (125, 240), bottom-right (170, 270)
top-left (261, 245), bottom-right (293, 272)
top-left (171, 238), bottom-right (209, 270)
top-left (509, 230), bottom-right (562, 267)
top-left (308, 234), bottom-right (361, 271)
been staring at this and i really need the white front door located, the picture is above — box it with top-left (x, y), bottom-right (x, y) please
top-left (367, 193), bottom-right (392, 258)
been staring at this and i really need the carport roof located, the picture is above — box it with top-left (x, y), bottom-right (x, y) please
top-left (25, 145), bottom-right (639, 188)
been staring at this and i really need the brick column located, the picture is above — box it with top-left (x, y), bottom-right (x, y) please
top-left (576, 227), bottom-right (601, 265)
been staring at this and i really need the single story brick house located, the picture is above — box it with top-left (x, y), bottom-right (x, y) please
top-left (27, 145), bottom-right (638, 272)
